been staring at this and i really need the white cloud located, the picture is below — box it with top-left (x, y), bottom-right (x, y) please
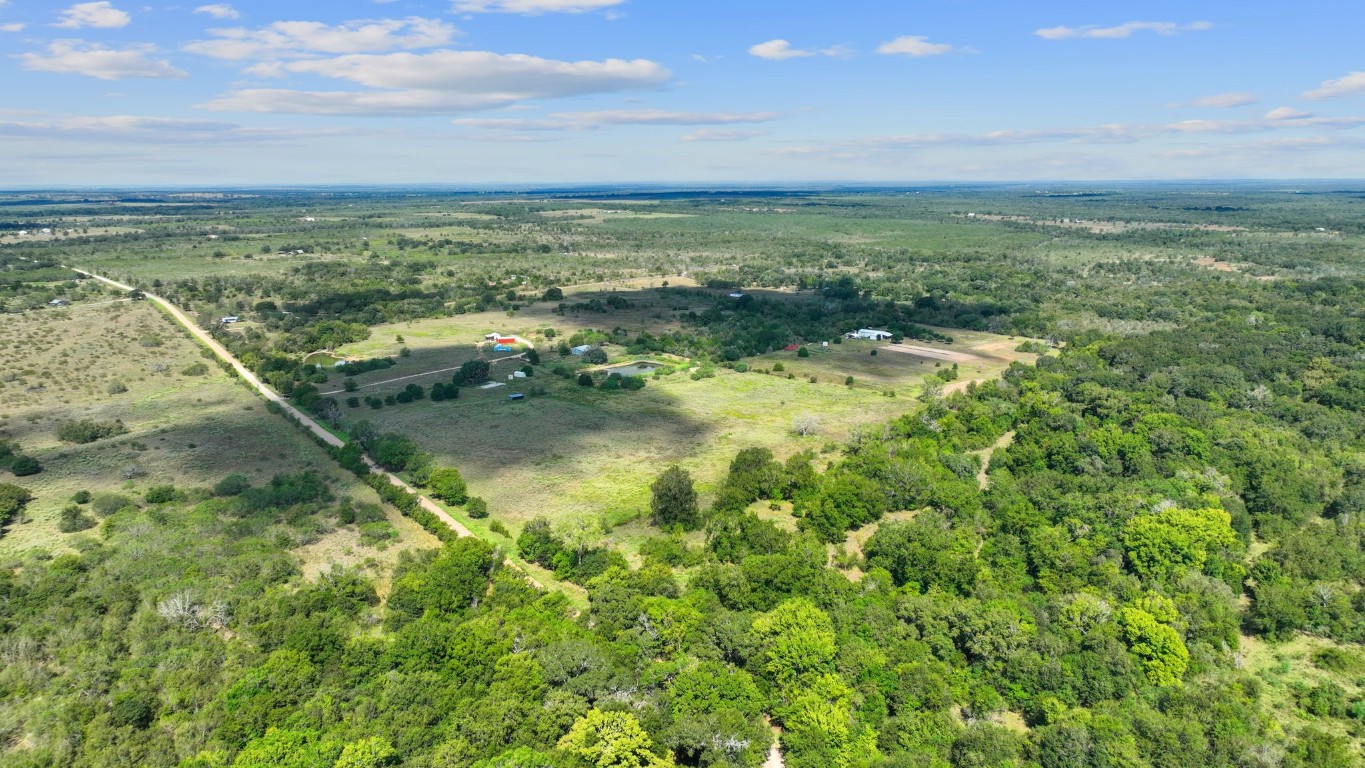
top-left (455, 109), bottom-right (778, 131)
top-left (20, 40), bottom-right (188, 80)
top-left (194, 4), bottom-right (239, 20)
top-left (876, 36), bottom-right (958, 57)
top-left (1265, 107), bottom-right (1312, 120)
top-left (749, 39), bottom-right (815, 61)
top-left (1036, 20), bottom-right (1212, 40)
top-left (452, 0), bottom-right (624, 13)
top-left (1304, 72), bottom-right (1365, 100)
top-left (0, 22), bottom-right (24, 32)
top-left (0, 114), bottom-right (342, 143)
top-left (55, 2), bottom-right (130, 29)
top-left (184, 17), bottom-right (456, 61)
top-left (681, 128), bottom-right (767, 142)
top-left (774, 113), bottom-right (1365, 159)
top-left (202, 51), bottom-right (670, 115)
top-left (555, 109), bottom-right (777, 127)
top-left (1169, 92), bottom-right (1257, 109)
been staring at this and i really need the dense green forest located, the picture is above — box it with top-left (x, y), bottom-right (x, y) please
top-left (3, 186), bottom-right (1365, 767)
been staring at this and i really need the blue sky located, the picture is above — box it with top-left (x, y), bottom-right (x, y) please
top-left (0, 0), bottom-right (1362, 185)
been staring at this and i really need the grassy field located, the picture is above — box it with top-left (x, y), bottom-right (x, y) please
top-left (0, 300), bottom-right (437, 579)
top-left (335, 296), bottom-right (1033, 559)
top-left (1241, 633), bottom-right (1365, 752)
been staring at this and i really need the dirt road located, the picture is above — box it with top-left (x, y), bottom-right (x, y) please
top-left (881, 342), bottom-right (981, 363)
top-left (68, 268), bottom-right (485, 547)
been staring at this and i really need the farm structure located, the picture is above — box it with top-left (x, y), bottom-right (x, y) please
top-left (847, 328), bottom-right (893, 341)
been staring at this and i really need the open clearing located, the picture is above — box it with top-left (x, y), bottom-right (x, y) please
top-left (335, 293), bottom-right (1034, 557)
top-left (1240, 633), bottom-right (1365, 752)
top-left (0, 300), bottom-right (436, 573)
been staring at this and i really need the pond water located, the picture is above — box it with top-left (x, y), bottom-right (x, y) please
top-left (604, 361), bottom-right (662, 377)
top-left (304, 352), bottom-right (346, 368)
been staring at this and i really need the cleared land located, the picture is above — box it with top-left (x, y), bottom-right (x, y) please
top-left (333, 292), bottom-right (1034, 557)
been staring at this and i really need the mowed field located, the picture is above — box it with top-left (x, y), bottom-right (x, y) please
top-left (334, 288), bottom-right (1035, 558)
top-left (0, 300), bottom-right (436, 578)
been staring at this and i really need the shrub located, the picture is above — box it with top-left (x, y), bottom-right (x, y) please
top-left (578, 373), bottom-right (595, 387)
top-left (359, 521), bottom-right (398, 548)
top-left (145, 485), bottom-right (177, 504)
top-left (467, 497), bottom-right (488, 518)
top-left (353, 503), bottom-right (386, 524)
top-left (346, 397), bottom-right (360, 408)
top-left (180, 362), bottom-right (210, 376)
top-left (107, 381), bottom-right (129, 395)
top-left (92, 493), bottom-right (136, 516)
top-left (0, 483), bottom-right (34, 528)
top-left (213, 474), bottom-right (251, 497)
top-left (57, 419), bottom-right (127, 444)
top-left (797, 346), bottom-right (810, 358)
top-left (9, 455), bottom-right (42, 476)
top-left (583, 348), bottom-right (609, 365)
top-left (58, 505), bottom-right (96, 533)
top-left (489, 520), bottom-right (510, 537)
top-left (72, 490), bottom-right (91, 504)
top-left (773, 362), bottom-right (785, 372)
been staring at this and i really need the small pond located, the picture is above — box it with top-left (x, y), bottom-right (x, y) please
top-left (304, 352), bottom-right (346, 368)
top-left (604, 361), bottom-right (663, 377)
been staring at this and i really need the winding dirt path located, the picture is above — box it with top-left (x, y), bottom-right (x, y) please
top-left (973, 430), bottom-right (1016, 490)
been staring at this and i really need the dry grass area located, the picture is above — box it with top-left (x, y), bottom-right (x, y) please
top-left (0, 301), bottom-right (437, 567)
top-left (295, 512), bottom-right (439, 597)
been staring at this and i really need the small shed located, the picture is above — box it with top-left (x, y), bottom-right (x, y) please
top-left (728, 292), bottom-right (747, 299)
top-left (493, 344), bottom-right (512, 352)
top-left (508, 392), bottom-right (525, 401)
top-left (221, 316), bottom-right (239, 324)
top-left (784, 344), bottom-right (800, 352)
top-left (571, 344), bottom-right (595, 356)
top-left (49, 298), bottom-right (69, 306)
